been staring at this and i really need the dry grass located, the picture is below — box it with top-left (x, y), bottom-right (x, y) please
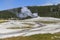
top-left (0, 20), bottom-right (8, 23)
top-left (7, 25), bottom-right (32, 29)
top-left (35, 21), bottom-right (58, 24)
top-left (1, 33), bottom-right (60, 40)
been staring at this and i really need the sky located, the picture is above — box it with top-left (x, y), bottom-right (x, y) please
top-left (0, 0), bottom-right (60, 10)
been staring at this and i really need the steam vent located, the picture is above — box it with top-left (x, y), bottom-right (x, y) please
top-left (18, 7), bottom-right (39, 19)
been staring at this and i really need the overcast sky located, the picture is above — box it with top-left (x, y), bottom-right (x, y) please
top-left (0, 0), bottom-right (60, 10)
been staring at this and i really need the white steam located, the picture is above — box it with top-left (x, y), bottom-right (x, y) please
top-left (18, 7), bottom-right (39, 19)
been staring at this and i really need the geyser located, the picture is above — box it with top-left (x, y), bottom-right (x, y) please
top-left (18, 7), bottom-right (33, 19)
top-left (18, 7), bottom-right (39, 19)
top-left (9, 7), bottom-right (39, 19)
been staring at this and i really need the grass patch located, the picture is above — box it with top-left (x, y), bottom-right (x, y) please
top-left (1, 33), bottom-right (60, 40)
top-left (7, 26), bottom-right (32, 29)
top-left (0, 20), bottom-right (8, 23)
top-left (35, 21), bottom-right (58, 24)
top-left (7, 27), bottom-right (21, 29)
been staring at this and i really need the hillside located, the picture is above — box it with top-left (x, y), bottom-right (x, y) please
top-left (0, 4), bottom-right (60, 19)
